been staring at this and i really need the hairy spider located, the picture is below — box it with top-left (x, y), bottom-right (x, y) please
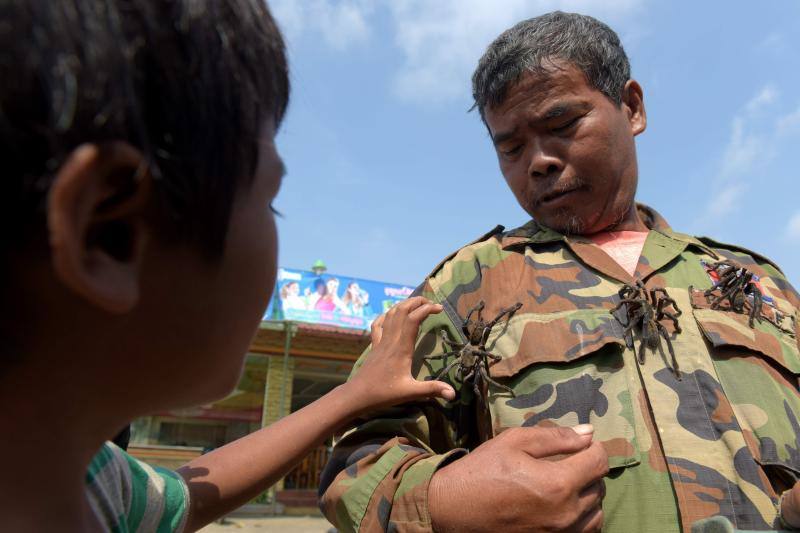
top-left (611, 281), bottom-right (682, 379)
top-left (704, 260), bottom-right (763, 328)
top-left (425, 300), bottom-right (522, 398)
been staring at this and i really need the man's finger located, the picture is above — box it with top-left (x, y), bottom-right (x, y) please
top-left (577, 479), bottom-right (606, 512)
top-left (508, 425), bottom-right (594, 459)
top-left (575, 505), bottom-right (604, 533)
top-left (557, 441), bottom-right (610, 490)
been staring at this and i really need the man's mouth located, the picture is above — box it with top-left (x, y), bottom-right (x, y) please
top-left (537, 184), bottom-right (586, 206)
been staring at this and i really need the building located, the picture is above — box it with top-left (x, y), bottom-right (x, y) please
top-left (128, 265), bottom-right (413, 513)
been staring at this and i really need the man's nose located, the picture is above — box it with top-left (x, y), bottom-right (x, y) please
top-left (526, 140), bottom-right (563, 178)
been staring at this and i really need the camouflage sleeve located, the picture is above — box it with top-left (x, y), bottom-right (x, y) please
top-left (715, 246), bottom-right (800, 358)
top-left (319, 279), bottom-right (475, 533)
top-left (754, 259), bottom-right (800, 356)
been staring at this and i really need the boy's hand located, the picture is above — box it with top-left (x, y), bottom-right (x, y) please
top-left (346, 297), bottom-right (455, 414)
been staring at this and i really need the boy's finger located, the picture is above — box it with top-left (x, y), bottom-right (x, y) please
top-left (395, 296), bottom-right (431, 314)
top-left (408, 303), bottom-right (443, 324)
top-left (411, 379), bottom-right (455, 401)
top-left (370, 314), bottom-right (386, 345)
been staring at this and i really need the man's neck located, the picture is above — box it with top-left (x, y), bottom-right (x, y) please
top-left (598, 202), bottom-right (648, 234)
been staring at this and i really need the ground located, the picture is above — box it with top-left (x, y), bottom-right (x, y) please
top-left (199, 516), bottom-right (334, 533)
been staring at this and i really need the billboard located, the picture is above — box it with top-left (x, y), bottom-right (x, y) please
top-left (264, 267), bottom-right (415, 330)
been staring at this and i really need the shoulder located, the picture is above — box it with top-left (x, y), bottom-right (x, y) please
top-left (86, 442), bottom-right (190, 533)
top-left (696, 235), bottom-right (784, 275)
top-left (422, 224), bottom-right (506, 281)
top-left (423, 220), bottom-right (546, 280)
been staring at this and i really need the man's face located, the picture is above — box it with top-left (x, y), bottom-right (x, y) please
top-left (484, 62), bottom-right (645, 235)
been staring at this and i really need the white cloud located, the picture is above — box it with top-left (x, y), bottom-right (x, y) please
top-left (706, 182), bottom-right (748, 219)
top-left (387, 0), bottom-right (645, 104)
top-left (744, 85), bottom-right (778, 115)
top-left (787, 212), bottom-right (800, 242)
top-left (270, 0), bottom-right (374, 51)
top-left (270, 0), bottom-right (646, 103)
top-left (718, 116), bottom-right (769, 180)
top-left (757, 32), bottom-right (786, 55)
top-left (777, 105), bottom-right (800, 136)
top-left (699, 84), bottom-right (778, 223)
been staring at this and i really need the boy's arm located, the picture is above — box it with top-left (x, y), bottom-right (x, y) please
top-left (175, 298), bottom-right (454, 532)
top-left (319, 282), bottom-right (473, 533)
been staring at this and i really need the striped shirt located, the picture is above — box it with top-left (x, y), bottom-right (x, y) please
top-left (86, 442), bottom-right (190, 532)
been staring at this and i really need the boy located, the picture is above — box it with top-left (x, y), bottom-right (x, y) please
top-left (0, 1), bottom-right (454, 531)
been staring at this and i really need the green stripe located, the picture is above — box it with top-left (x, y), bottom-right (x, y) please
top-left (86, 444), bottom-right (114, 484)
top-left (155, 467), bottom-right (189, 533)
top-left (125, 453), bottom-right (151, 530)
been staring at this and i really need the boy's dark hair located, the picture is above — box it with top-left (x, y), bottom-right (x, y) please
top-left (472, 11), bottom-right (630, 121)
top-left (0, 0), bottom-right (289, 257)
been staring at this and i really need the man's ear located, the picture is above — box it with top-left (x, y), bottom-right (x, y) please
top-left (48, 142), bottom-right (152, 314)
top-left (622, 79), bottom-right (647, 136)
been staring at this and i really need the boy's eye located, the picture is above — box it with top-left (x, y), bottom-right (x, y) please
top-left (501, 145), bottom-right (522, 157)
top-left (269, 204), bottom-right (283, 218)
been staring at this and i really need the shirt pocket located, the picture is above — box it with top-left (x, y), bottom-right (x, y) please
top-left (690, 288), bottom-right (800, 486)
top-left (486, 308), bottom-right (641, 470)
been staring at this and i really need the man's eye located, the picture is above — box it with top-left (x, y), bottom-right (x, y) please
top-left (553, 116), bottom-right (580, 132)
top-left (502, 145), bottom-right (522, 156)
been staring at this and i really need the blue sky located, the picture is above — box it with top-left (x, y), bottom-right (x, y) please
top-left (269, 0), bottom-right (800, 287)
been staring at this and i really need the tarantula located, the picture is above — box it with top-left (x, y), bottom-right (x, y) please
top-left (611, 281), bottom-right (682, 379)
top-left (425, 300), bottom-right (522, 397)
top-left (704, 260), bottom-right (763, 328)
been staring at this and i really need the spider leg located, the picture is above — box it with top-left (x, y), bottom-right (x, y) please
top-left (440, 330), bottom-right (463, 349)
top-left (658, 307), bottom-right (682, 334)
top-left (473, 375), bottom-right (482, 398)
top-left (479, 366), bottom-right (515, 397)
top-left (484, 302), bottom-right (523, 330)
top-left (433, 358), bottom-right (461, 380)
top-left (658, 323), bottom-right (681, 379)
top-left (464, 301), bottom-right (485, 324)
top-left (480, 350), bottom-right (502, 362)
top-left (424, 350), bottom-right (460, 361)
top-left (480, 302), bottom-right (523, 346)
top-left (623, 320), bottom-right (638, 339)
top-left (636, 331), bottom-right (647, 365)
top-left (463, 368), bottom-right (476, 382)
top-left (711, 283), bottom-right (740, 310)
top-left (747, 288), bottom-right (763, 328)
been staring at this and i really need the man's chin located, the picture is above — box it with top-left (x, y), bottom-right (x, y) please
top-left (533, 209), bottom-right (590, 236)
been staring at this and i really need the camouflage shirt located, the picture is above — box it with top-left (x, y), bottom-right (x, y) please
top-left (319, 205), bottom-right (800, 533)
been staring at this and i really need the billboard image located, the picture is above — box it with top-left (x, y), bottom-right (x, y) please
top-left (264, 267), bottom-right (415, 330)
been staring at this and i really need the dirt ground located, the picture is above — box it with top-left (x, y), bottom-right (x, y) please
top-left (199, 516), bottom-right (335, 533)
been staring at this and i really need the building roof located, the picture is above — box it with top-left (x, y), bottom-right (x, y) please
top-left (251, 320), bottom-right (370, 361)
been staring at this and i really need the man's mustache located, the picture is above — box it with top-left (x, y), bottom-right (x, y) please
top-left (531, 177), bottom-right (589, 207)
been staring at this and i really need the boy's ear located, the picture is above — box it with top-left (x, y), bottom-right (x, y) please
top-left (48, 142), bottom-right (153, 314)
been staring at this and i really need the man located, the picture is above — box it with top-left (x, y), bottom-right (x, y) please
top-left (320, 11), bottom-right (800, 533)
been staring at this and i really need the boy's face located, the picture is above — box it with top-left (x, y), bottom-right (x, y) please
top-left (97, 122), bottom-right (285, 410)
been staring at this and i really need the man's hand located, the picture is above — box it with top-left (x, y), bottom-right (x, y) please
top-left (429, 425), bottom-right (608, 533)
top-left (781, 481), bottom-right (800, 528)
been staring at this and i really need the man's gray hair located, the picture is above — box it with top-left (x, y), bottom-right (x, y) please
top-left (472, 11), bottom-right (630, 120)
